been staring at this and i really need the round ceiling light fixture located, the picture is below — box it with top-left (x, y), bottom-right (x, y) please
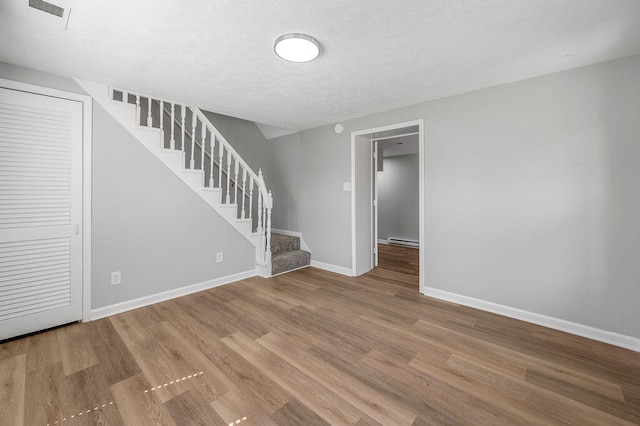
top-left (274, 33), bottom-right (320, 63)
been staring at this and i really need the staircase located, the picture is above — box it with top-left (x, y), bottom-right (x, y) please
top-left (270, 233), bottom-right (311, 275)
top-left (76, 80), bottom-right (307, 277)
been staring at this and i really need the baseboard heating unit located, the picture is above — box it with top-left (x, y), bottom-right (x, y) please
top-left (387, 237), bottom-right (419, 248)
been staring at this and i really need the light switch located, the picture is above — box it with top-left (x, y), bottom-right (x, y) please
top-left (343, 182), bottom-right (351, 192)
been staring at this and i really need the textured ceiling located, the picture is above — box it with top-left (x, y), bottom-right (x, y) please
top-left (1, 0), bottom-right (640, 133)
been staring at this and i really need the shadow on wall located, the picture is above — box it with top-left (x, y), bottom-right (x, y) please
top-left (596, 64), bottom-right (640, 338)
top-left (377, 153), bottom-right (420, 242)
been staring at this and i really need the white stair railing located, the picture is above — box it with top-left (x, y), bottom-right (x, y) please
top-left (110, 87), bottom-right (272, 266)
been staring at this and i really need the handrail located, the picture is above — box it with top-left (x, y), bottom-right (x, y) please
top-left (193, 107), bottom-right (264, 194)
top-left (109, 86), bottom-right (273, 266)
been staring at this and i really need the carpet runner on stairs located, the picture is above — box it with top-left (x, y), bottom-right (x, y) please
top-left (271, 233), bottom-right (311, 275)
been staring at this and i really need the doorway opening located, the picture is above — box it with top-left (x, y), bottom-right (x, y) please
top-left (350, 119), bottom-right (424, 292)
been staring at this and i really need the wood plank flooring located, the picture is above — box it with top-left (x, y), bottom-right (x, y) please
top-left (378, 243), bottom-right (419, 276)
top-left (1, 266), bottom-right (640, 425)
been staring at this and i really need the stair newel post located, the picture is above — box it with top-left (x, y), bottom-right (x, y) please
top-left (249, 176), bottom-right (254, 221)
top-left (262, 203), bottom-right (268, 263)
top-left (266, 191), bottom-right (273, 263)
top-left (201, 124), bottom-right (206, 171)
top-left (241, 169), bottom-right (247, 218)
top-left (180, 105), bottom-right (186, 164)
top-left (257, 188), bottom-right (263, 233)
top-left (135, 95), bottom-right (141, 125)
top-left (170, 103), bottom-right (175, 150)
top-left (159, 100), bottom-right (164, 147)
top-left (233, 159), bottom-right (240, 206)
top-left (201, 128), bottom-right (207, 186)
top-left (209, 135), bottom-right (215, 188)
top-left (259, 191), bottom-right (265, 263)
top-left (147, 97), bottom-right (152, 127)
top-left (190, 111), bottom-right (197, 170)
top-left (218, 143), bottom-right (224, 191)
top-left (225, 152), bottom-right (232, 204)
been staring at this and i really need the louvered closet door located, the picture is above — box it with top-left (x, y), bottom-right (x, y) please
top-left (0, 87), bottom-right (83, 341)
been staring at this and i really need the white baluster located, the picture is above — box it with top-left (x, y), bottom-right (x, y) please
top-left (147, 97), bottom-right (152, 127)
top-left (201, 125), bottom-right (206, 171)
top-left (241, 169), bottom-right (247, 218)
top-left (233, 159), bottom-right (239, 205)
top-left (225, 153), bottom-right (231, 204)
top-left (122, 90), bottom-right (128, 103)
top-left (170, 103), bottom-right (175, 150)
top-left (158, 100), bottom-right (164, 148)
top-left (257, 190), bottom-right (263, 233)
top-left (263, 201), bottom-right (268, 263)
top-left (266, 191), bottom-right (273, 259)
top-left (218, 144), bottom-right (224, 190)
top-left (263, 204), bottom-right (267, 240)
top-left (190, 111), bottom-right (196, 169)
top-left (136, 95), bottom-right (141, 125)
top-left (180, 105), bottom-right (186, 159)
top-left (248, 176), bottom-right (254, 221)
top-left (209, 136), bottom-right (215, 188)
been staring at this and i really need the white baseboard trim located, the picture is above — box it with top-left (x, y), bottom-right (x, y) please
top-left (422, 286), bottom-right (640, 353)
top-left (310, 260), bottom-right (353, 277)
top-left (271, 264), bottom-right (310, 277)
top-left (91, 269), bottom-right (257, 320)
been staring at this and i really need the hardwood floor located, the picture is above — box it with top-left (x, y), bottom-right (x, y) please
top-left (1, 266), bottom-right (640, 425)
top-left (377, 243), bottom-right (419, 276)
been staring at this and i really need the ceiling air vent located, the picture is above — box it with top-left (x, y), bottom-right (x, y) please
top-left (28, 0), bottom-right (64, 18)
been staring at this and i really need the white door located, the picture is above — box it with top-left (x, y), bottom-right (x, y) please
top-left (0, 87), bottom-right (83, 340)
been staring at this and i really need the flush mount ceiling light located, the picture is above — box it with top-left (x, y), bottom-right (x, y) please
top-left (274, 33), bottom-right (320, 63)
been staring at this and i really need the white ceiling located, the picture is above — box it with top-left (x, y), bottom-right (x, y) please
top-left (1, 0), bottom-right (640, 134)
top-left (379, 135), bottom-right (419, 158)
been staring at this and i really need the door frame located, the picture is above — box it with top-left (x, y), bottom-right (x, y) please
top-left (350, 119), bottom-right (425, 293)
top-left (0, 77), bottom-right (93, 321)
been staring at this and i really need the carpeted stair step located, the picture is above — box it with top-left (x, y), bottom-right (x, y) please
top-left (271, 233), bottom-right (300, 255)
top-left (271, 249), bottom-right (311, 276)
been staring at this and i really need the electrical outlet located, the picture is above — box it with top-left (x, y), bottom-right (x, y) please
top-left (111, 271), bottom-right (122, 286)
top-left (216, 252), bottom-right (223, 263)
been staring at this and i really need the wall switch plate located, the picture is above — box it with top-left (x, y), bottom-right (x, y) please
top-left (343, 182), bottom-right (351, 192)
top-left (216, 252), bottom-right (223, 263)
top-left (111, 271), bottom-right (122, 286)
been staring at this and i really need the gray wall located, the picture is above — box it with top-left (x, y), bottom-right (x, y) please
top-left (0, 62), bottom-right (256, 310)
top-left (378, 154), bottom-right (419, 242)
top-left (201, 110), bottom-right (269, 178)
top-left (268, 54), bottom-right (640, 339)
top-left (267, 129), bottom-right (352, 267)
top-left (0, 61), bottom-right (87, 94)
top-left (91, 102), bottom-right (255, 308)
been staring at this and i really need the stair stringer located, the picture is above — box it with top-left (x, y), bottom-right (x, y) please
top-left (75, 79), bottom-right (269, 271)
